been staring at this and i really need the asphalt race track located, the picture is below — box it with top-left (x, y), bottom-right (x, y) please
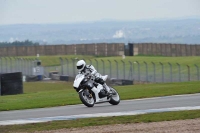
top-left (0, 93), bottom-right (200, 125)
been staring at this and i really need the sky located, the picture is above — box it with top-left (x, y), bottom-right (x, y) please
top-left (0, 0), bottom-right (200, 25)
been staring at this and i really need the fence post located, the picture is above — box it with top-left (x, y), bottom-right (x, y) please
top-left (71, 58), bottom-right (75, 77)
top-left (114, 60), bottom-right (119, 79)
top-left (101, 59), bottom-right (105, 75)
top-left (160, 62), bottom-right (164, 83)
top-left (59, 57), bottom-right (64, 75)
top-left (26, 58), bottom-right (28, 75)
top-left (24, 58), bottom-right (27, 75)
top-left (31, 58), bottom-right (34, 75)
top-left (13, 57), bottom-right (16, 72)
top-left (121, 60), bottom-right (125, 79)
top-left (15, 58), bottom-right (18, 72)
top-left (23, 58), bottom-right (26, 75)
top-left (65, 58), bottom-right (69, 75)
top-left (194, 64), bottom-right (199, 81)
top-left (89, 59), bottom-right (92, 65)
top-left (31, 59), bottom-right (35, 75)
top-left (28, 58), bottom-right (32, 75)
top-left (129, 61), bottom-right (133, 81)
top-left (21, 58), bottom-right (24, 75)
top-left (22, 58), bottom-right (26, 75)
top-left (187, 65), bottom-right (190, 81)
top-left (9, 57), bottom-right (12, 73)
top-left (25, 58), bottom-right (30, 75)
top-left (136, 61), bottom-right (140, 82)
top-left (35, 58), bottom-right (39, 66)
top-left (151, 62), bottom-right (156, 83)
top-left (0, 57), bottom-right (1, 73)
top-left (4, 57), bottom-right (8, 73)
top-left (17, 58), bottom-right (20, 72)
top-left (176, 63), bottom-right (181, 82)
top-left (107, 60), bottom-right (112, 78)
top-left (144, 61), bottom-right (148, 82)
top-left (25, 58), bottom-right (28, 75)
top-left (26, 58), bottom-right (29, 75)
top-left (168, 62), bottom-right (172, 82)
top-left (23, 58), bottom-right (25, 75)
top-left (22, 58), bottom-right (25, 74)
top-left (94, 59), bottom-right (98, 71)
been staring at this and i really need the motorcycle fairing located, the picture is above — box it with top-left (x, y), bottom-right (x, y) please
top-left (73, 74), bottom-right (84, 88)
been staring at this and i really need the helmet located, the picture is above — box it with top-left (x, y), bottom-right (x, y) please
top-left (76, 60), bottom-right (86, 72)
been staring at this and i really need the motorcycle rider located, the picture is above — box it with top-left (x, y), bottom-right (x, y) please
top-left (76, 60), bottom-right (111, 95)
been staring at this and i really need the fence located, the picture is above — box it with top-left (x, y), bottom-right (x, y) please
top-left (0, 57), bottom-right (51, 78)
top-left (0, 57), bottom-right (34, 75)
top-left (59, 57), bottom-right (200, 83)
top-left (0, 57), bottom-right (199, 84)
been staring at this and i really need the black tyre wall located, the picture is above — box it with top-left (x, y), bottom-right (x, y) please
top-left (0, 72), bottom-right (23, 96)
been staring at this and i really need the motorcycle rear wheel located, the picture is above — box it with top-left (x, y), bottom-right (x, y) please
top-left (79, 89), bottom-right (95, 107)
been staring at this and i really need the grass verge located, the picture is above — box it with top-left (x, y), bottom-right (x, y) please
top-left (1, 110), bottom-right (200, 132)
top-left (0, 81), bottom-right (200, 111)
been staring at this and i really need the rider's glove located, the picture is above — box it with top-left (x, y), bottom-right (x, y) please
top-left (74, 87), bottom-right (79, 92)
top-left (91, 74), bottom-right (95, 80)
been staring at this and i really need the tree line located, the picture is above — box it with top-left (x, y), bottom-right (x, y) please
top-left (0, 40), bottom-right (39, 47)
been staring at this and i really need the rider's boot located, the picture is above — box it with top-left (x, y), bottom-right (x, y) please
top-left (103, 83), bottom-right (112, 96)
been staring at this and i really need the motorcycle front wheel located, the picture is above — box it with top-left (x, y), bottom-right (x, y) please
top-left (109, 87), bottom-right (120, 105)
top-left (79, 89), bottom-right (95, 107)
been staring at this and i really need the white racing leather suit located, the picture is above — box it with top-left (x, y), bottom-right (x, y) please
top-left (79, 65), bottom-right (111, 92)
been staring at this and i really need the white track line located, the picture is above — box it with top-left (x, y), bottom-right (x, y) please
top-left (124, 93), bottom-right (200, 102)
top-left (0, 106), bottom-right (200, 125)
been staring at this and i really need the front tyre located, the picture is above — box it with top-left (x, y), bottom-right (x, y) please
top-left (79, 89), bottom-right (95, 107)
top-left (109, 87), bottom-right (120, 105)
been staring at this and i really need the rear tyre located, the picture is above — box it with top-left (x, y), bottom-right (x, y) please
top-left (79, 89), bottom-right (95, 107)
top-left (109, 87), bottom-right (120, 105)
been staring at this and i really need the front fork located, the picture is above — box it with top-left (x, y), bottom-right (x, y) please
top-left (91, 86), bottom-right (101, 102)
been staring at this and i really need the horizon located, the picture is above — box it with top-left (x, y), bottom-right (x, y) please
top-left (0, 16), bottom-right (200, 26)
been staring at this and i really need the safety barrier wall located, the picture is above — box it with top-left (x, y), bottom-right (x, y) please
top-left (0, 43), bottom-right (124, 56)
top-left (129, 43), bottom-right (200, 56)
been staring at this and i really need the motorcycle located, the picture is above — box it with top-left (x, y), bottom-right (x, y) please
top-left (73, 73), bottom-right (120, 107)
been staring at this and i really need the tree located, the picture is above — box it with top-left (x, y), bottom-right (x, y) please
top-left (0, 40), bottom-right (40, 47)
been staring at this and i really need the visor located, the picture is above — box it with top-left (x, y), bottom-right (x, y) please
top-left (77, 64), bottom-right (83, 70)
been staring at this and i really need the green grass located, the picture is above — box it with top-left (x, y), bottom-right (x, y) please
top-left (1, 110), bottom-right (200, 132)
top-left (0, 82), bottom-right (79, 111)
top-left (118, 81), bottom-right (200, 99)
top-left (0, 81), bottom-right (200, 111)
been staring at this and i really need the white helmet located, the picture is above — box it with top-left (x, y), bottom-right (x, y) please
top-left (76, 60), bottom-right (86, 72)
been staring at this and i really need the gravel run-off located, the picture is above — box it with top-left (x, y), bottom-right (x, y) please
top-left (30, 118), bottom-right (200, 133)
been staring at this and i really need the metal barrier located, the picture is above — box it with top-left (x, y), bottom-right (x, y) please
top-left (0, 57), bottom-right (199, 83)
top-left (59, 57), bottom-right (200, 83)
